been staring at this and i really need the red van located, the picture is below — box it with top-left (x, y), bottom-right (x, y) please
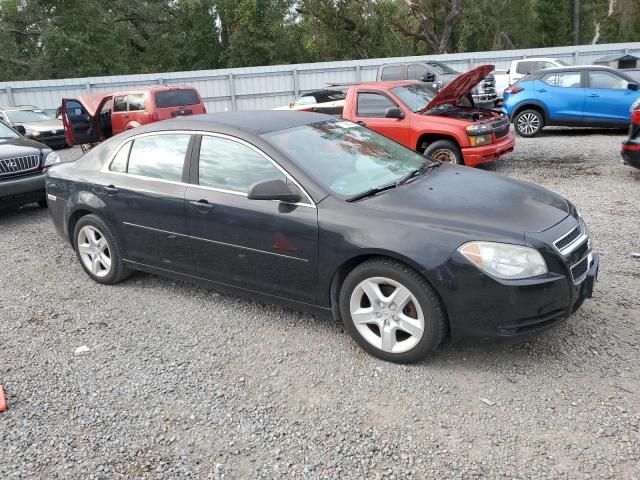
top-left (62, 86), bottom-right (206, 147)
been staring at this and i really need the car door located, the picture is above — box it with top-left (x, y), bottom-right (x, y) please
top-left (351, 91), bottom-right (410, 146)
top-left (110, 95), bottom-right (128, 135)
top-left (98, 132), bottom-right (195, 273)
top-left (61, 99), bottom-right (101, 145)
top-left (380, 65), bottom-right (405, 81)
top-left (534, 71), bottom-right (585, 123)
top-left (185, 134), bottom-right (318, 304)
top-left (583, 70), bottom-right (640, 124)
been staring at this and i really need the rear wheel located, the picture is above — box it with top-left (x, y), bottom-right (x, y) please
top-left (423, 140), bottom-right (464, 165)
top-left (73, 214), bottom-right (131, 284)
top-left (514, 109), bottom-right (544, 137)
top-left (339, 259), bottom-right (446, 363)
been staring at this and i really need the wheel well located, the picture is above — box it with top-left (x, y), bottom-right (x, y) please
top-left (68, 209), bottom-right (92, 245)
top-left (415, 134), bottom-right (459, 154)
top-left (329, 254), bottom-right (451, 339)
top-left (512, 104), bottom-right (547, 123)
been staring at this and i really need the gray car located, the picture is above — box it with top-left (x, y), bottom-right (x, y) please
top-left (0, 106), bottom-right (66, 148)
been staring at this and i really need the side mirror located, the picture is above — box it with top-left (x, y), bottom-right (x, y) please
top-left (385, 107), bottom-right (405, 119)
top-left (247, 179), bottom-right (301, 203)
top-left (14, 125), bottom-right (26, 135)
top-left (506, 69), bottom-right (510, 75)
top-left (628, 82), bottom-right (639, 91)
top-left (288, 102), bottom-right (294, 108)
top-left (420, 73), bottom-right (436, 83)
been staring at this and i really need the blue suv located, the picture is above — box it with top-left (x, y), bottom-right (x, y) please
top-left (503, 66), bottom-right (640, 137)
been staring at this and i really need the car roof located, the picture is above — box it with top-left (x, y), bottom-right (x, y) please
top-left (0, 105), bottom-right (42, 112)
top-left (531, 65), bottom-right (621, 74)
top-left (135, 111), bottom-right (336, 136)
top-left (355, 80), bottom-right (420, 88)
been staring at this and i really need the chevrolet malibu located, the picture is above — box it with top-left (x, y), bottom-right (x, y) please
top-left (46, 112), bottom-right (598, 363)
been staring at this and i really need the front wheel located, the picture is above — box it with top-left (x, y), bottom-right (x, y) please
top-left (339, 259), bottom-right (446, 363)
top-left (513, 109), bottom-right (544, 137)
top-left (423, 140), bottom-right (464, 165)
top-left (73, 214), bottom-right (131, 284)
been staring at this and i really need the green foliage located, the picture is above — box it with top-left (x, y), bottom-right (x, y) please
top-left (0, 0), bottom-right (638, 81)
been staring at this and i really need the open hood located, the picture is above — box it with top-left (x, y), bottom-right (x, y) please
top-left (420, 64), bottom-right (495, 112)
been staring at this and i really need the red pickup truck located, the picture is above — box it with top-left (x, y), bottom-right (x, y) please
top-left (341, 65), bottom-right (515, 166)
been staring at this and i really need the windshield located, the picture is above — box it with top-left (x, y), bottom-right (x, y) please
top-left (262, 120), bottom-right (426, 197)
top-left (0, 122), bottom-right (19, 140)
top-left (5, 110), bottom-right (51, 123)
top-left (427, 61), bottom-right (458, 75)
top-left (390, 83), bottom-right (437, 112)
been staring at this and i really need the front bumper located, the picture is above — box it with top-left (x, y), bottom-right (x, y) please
top-left (25, 133), bottom-right (66, 148)
top-left (0, 171), bottom-right (46, 201)
top-left (461, 132), bottom-right (516, 167)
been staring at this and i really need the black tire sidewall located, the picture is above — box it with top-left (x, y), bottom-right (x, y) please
top-left (423, 140), bottom-right (464, 165)
top-left (514, 109), bottom-right (544, 137)
top-left (339, 260), bottom-right (445, 363)
top-left (73, 214), bottom-right (127, 285)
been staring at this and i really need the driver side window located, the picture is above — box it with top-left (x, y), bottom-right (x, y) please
top-left (198, 136), bottom-right (286, 193)
top-left (356, 93), bottom-right (397, 117)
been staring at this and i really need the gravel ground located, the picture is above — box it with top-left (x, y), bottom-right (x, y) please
top-left (1, 129), bottom-right (639, 479)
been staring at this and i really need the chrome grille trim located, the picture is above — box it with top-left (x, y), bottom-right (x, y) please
top-left (554, 224), bottom-right (588, 256)
top-left (0, 154), bottom-right (41, 178)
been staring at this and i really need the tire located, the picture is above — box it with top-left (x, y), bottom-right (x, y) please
top-left (339, 258), bottom-right (446, 363)
top-left (73, 214), bottom-right (131, 285)
top-left (513, 109), bottom-right (544, 137)
top-left (423, 140), bottom-right (464, 165)
top-left (37, 199), bottom-right (48, 208)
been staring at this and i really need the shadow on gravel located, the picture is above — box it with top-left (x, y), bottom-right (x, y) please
top-left (533, 127), bottom-right (628, 137)
top-left (0, 203), bottom-right (47, 223)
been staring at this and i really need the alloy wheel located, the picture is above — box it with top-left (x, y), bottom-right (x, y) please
top-left (517, 112), bottom-right (540, 135)
top-left (77, 225), bottom-right (112, 278)
top-left (349, 276), bottom-right (425, 353)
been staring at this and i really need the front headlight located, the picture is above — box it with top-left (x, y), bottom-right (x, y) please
top-left (468, 134), bottom-right (492, 147)
top-left (43, 151), bottom-right (60, 167)
top-left (458, 241), bottom-right (548, 280)
top-left (27, 129), bottom-right (40, 137)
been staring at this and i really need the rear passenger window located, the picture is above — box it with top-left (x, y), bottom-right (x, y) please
top-left (198, 136), bottom-right (285, 193)
top-left (381, 66), bottom-right (403, 81)
top-left (109, 141), bottom-right (131, 173)
top-left (113, 96), bottom-right (127, 112)
top-left (357, 93), bottom-right (397, 117)
top-left (128, 94), bottom-right (145, 111)
top-left (127, 134), bottom-right (191, 182)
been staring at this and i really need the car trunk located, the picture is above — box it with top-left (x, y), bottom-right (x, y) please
top-left (152, 89), bottom-right (206, 120)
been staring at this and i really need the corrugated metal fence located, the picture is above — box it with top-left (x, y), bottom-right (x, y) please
top-left (1, 42), bottom-right (638, 113)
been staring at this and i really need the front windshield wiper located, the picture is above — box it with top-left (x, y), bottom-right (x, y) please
top-left (396, 161), bottom-right (441, 185)
top-left (346, 182), bottom-right (399, 202)
top-left (346, 162), bottom-right (441, 202)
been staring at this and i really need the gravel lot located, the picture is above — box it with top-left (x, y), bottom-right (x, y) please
top-left (1, 129), bottom-right (639, 479)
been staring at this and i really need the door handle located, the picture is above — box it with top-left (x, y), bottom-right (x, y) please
top-left (356, 121), bottom-right (366, 126)
top-left (537, 89), bottom-right (547, 93)
top-left (103, 185), bottom-right (119, 195)
top-left (189, 199), bottom-right (215, 210)
top-left (588, 94), bottom-right (600, 98)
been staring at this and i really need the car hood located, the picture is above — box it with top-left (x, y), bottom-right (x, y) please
top-left (16, 119), bottom-right (64, 132)
top-left (421, 65), bottom-right (495, 112)
top-left (358, 165), bottom-right (570, 235)
top-left (0, 137), bottom-right (47, 157)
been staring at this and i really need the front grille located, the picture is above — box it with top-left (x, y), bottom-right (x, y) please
top-left (492, 118), bottom-right (510, 138)
top-left (554, 226), bottom-right (581, 251)
top-left (0, 155), bottom-right (41, 178)
top-left (571, 255), bottom-right (589, 281)
top-left (498, 309), bottom-right (566, 336)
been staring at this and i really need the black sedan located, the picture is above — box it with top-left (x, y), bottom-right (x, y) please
top-left (1, 120), bottom-right (60, 209)
top-left (46, 112), bottom-right (598, 363)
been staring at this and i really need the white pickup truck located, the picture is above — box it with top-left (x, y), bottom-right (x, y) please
top-left (494, 58), bottom-right (570, 97)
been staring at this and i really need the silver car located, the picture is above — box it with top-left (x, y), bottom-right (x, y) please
top-left (0, 106), bottom-right (66, 148)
